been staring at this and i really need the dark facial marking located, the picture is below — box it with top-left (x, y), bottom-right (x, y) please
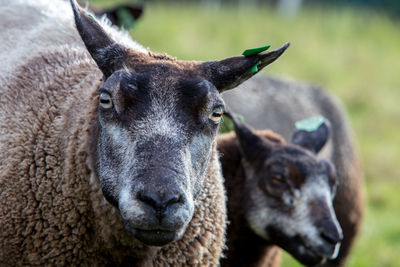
top-left (176, 78), bottom-right (224, 130)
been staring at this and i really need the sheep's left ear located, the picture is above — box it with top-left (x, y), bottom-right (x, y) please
top-left (199, 43), bottom-right (289, 92)
top-left (225, 110), bottom-right (273, 162)
top-left (70, 0), bottom-right (127, 78)
top-left (291, 118), bottom-right (331, 154)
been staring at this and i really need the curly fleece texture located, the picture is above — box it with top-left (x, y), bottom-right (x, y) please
top-left (0, 1), bottom-right (226, 265)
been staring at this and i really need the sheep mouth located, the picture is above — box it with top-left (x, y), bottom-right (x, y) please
top-left (267, 227), bottom-right (326, 266)
top-left (133, 228), bottom-right (179, 246)
top-left (291, 244), bottom-right (326, 266)
top-left (282, 238), bottom-right (342, 266)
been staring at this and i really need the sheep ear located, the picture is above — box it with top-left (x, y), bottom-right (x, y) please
top-left (291, 120), bottom-right (331, 154)
top-left (199, 43), bottom-right (289, 92)
top-left (225, 110), bottom-right (272, 162)
top-left (70, 0), bottom-right (127, 77)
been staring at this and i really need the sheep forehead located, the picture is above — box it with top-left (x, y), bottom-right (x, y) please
top-left (301, 175), bottom-right (332, 199)
top-left (108, 70), bottom-right (216, 138)
top-left (279, 154), bottom-right (333, 190)
top-left (103, 71), bottom-right (184, 139)
top-left (132, 90), bottom-right (183, 139)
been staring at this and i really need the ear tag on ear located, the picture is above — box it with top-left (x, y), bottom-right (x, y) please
top-left (242, 45), bottom-right (271, 56)
top-left (249, 61), bottom-right (262, 73)
top-left (295, 116), bottom-right (326, 132)
top-left (236, 114), bottom-right (245, 122)
top-left (249, 64), bottom-right (258, 73)
top-left (88, 13), bottom-right (95, 20)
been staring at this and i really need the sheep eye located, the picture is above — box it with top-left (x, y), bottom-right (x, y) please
top-left (271, 174), bottom-right (284, 184)
top-left (208, 107), bottom-right (224, 124)
top-left (99, 93), bottom-right (113, 109)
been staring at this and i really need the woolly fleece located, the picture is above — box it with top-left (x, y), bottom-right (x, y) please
top-left (0, 0), bottom-right (226, 265)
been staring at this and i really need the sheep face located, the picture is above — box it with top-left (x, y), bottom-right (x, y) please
top-left (233, 119), bottom-right (343, 266)
top-left (94, 69), bottom-right (223, 246)
top-left (70, 0), bottom-right (288, 246)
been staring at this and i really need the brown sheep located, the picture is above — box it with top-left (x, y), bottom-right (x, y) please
top-left (0, 0), bottom-right (288, 265)
top-left (218, 112), bottom-right (343, 266)
top-left (222, 75), bottom-right (364, 266)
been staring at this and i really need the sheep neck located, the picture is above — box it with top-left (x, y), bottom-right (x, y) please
top-left (217, 132), bottom-right (281, 267)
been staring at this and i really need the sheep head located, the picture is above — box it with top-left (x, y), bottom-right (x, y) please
top-left (70, 0), bottom-right (288, 247)
top-left (227, 112), bottom-right (343, 266)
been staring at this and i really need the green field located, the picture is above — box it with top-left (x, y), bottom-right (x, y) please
top-left (92, 2), bottom-right (400, 266)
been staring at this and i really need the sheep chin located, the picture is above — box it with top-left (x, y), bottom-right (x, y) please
top-left (133, 229), bottom-right (179, 247)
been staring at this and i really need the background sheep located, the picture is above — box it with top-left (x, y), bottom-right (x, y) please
top-left (222, 75), bottom-right (364, 266)
top-left (218, 113), bottom-right (343, 266)
top-left (0, 0), bottom-right (288, 265)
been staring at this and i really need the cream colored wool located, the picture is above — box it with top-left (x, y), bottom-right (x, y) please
top-left (0, 1), bottom-right (226, 265)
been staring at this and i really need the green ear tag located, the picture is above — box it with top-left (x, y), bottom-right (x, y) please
top-left (249, 64), bottom-right (258, 73)
top-left (88, 13), bottom-right (95, 20)
top-left (249, 61), bottom-right (262, 73)
top-left (242, 45), bottom-right (271, 56)
top-left (295, 116), bottom-right (326, 132)
top-left (236, 114), bottom-right (245, 122)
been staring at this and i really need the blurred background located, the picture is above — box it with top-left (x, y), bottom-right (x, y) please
top-left (89, 0), bottom-right (400, 266)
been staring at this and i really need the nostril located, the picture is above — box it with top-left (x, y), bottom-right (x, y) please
top-left (137, 192), bottom-right (184, 212)
top-left (320, 231), bottom-right (343, 245)
top-left (137, 192), bottom-right (162, 211)
top-left (165, 195), bottom-right (184, 207)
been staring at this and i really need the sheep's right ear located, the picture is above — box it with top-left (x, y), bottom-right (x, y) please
top-left (225, 110), bottom-right (272, 162)
top-left (70, 0), bottom-right (127, 78)
top-left (198, 43), bottom-right (289, 92)
top-left (291, 119), bottom-right (331, 154)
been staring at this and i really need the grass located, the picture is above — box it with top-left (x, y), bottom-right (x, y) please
top-left (90, 1), bottom-right (400, 266)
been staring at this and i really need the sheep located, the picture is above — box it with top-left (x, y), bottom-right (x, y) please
top-left (0, 0), bottom-right (289, 265)
top-left (222, 75), bottom-right (364, 266)
top-left (217, 112), bottom-right (343, 266)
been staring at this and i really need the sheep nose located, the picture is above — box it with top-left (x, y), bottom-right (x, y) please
top-left (137, 191), bottom-right (183, 218)
top-left (320, 228), bottom-right (343, 245)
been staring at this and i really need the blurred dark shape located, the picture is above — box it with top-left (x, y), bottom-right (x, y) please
top-left (135, 0), bottom-right (399, 18)
top-left (77, 1), bottom-right (144, 29)
top-left (307, 0), bottom-right (400, 18)
top-left (277, 0), bottom-right (303, 17)
top-left (95, 5), bottom-right (144, 29)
